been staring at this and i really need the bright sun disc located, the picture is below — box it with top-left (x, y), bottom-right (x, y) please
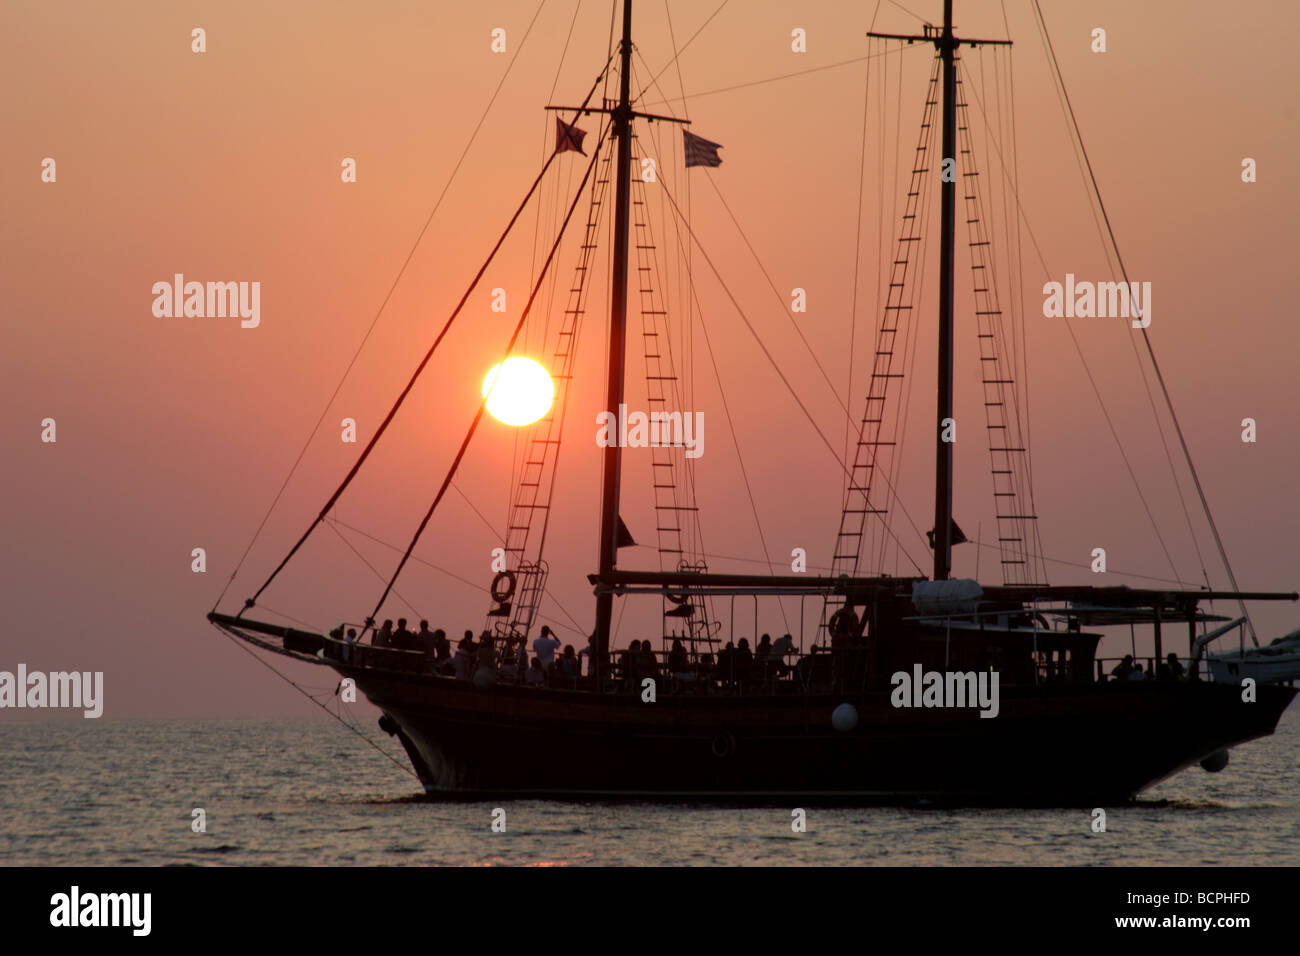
top-left (481, 356), bottom-right (555, 427)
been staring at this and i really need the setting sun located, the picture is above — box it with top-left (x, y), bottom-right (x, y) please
top-left (480, 356), bottom-right (555, 427)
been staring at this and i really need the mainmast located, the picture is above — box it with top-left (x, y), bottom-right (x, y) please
top-left (933, 0), bottom-right (957, 581)
top-left (593, 0), bottom-right (636, 682)
top-left (868, 2), bottom-right (1009, 582)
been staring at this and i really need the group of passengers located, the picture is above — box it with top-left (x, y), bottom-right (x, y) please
top-left (1109, 652), bottom-right (1186, 682)
top-left (330, 619), bottom-right (800, 690)
top-left (619, 633), bottom-right (800, 690)
top-left (712, 633), bottom-right (798, 683)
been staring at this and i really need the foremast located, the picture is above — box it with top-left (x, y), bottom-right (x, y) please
top-left (582, 0), bottom-right (691, 681)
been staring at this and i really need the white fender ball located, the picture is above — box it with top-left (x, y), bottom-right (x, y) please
top-left (831, 702), bottom-right (859, 732)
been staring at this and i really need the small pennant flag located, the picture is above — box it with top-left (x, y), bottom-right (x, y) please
top-left (926, 520), bottom-right (969, 549)
top-left (555, 117), bottom-right (588, 156)
top-left (683, 129), bottom-right (723, 167)
top-left (616, 515), bottom-right (637, 549)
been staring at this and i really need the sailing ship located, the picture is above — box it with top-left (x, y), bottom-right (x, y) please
top-left (209, 1), bottom-right (1297, 805)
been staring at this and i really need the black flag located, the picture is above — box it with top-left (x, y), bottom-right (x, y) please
top-left (926, 520), bottom-right (968, 549)
top-left (616, 516), bottom-right (637, 549)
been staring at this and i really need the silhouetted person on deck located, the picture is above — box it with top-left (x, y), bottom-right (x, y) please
top-left (533, 625), bottom-right (560, 667)
top-left (639, 641), bottom-right (659, 682)
top-left (477, 636), bottom-right (497, 671)
top-left (1128, 663), bottom-right (1148, 681)
top-left (433, 629), bottom-right (451, 673)
top-left (716, 641), bottom-right (736, 684)
top-left (525, 657), bottom-right (546, 687)
top-left (755, 634), bottom-right (774, 679)
top-left (578, 632), bottom-right (595, 676)
top-left (498, 637), bottom-right (517, 678)
top-left (771, 633), bottom-right (797, 676)
top-left (453, 636), bottom-right (474, 680)
top-left (375, 620), bottom-right (393, 648)
top-left (734, 638), bottom-right (754, 683)
top-left (558, 645), bottom-right (579, 679)
top-left (417, 620), bottom-right (435, 656)
top-left (696, 652), bottom-right (714, 688)
top-left (1158, 652), bottom-right (1184, 680)
top-left (1110, 654), bottom-right (1134, 681)
top-left (394, 618), bottom-right (414, 650)
top-left (668, 638), bottom-right (690, 678)
top-left (622, 640), bottom-right (641, 686)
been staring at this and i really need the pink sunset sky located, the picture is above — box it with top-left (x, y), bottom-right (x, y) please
top-left (2, 0), bottom-right (1298, 718)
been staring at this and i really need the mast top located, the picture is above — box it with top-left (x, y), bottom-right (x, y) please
top-left (544, 104), bottom-right (689, 126)
top-left (867, 0), bottom-right (1011, 51)
top-left (865, 27), bottom-right (1011, 47)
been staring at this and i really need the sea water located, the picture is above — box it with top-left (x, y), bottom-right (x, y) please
top-left (1, 704), bottom-right (1297, 866)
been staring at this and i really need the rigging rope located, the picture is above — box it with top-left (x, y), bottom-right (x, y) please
top-left (956, 47), bottom-right (1192, 590)
top-left (873, 41), bottom-right (936, 577)
top-left (238, 62), bottom-right (615, 615)
top-left (214, 0), bottom-right (557, 612)
top-left (643, 0), bottom-right (731, 91)
top-left (699, 177), bottom-right (855, 423)
top-left (326, 516), bottom-right (587, 636)
top-left (648, 21), bottom-right (726, 626)
top-left (635, 37), bottom-right (915, 602)
top-left (1030, 0), bottom-right (1255, 638)
top-left (642, 46), bottom-right (929, 109)
top-left (656, 176), bottom-right (928, 574)
top-left (844, 33), bottom-right (874, 475)
top-left (365, 131), bottom-right (606, 625)
top-left (211, 623), bottom-right (419, 780)
top-left (680, 236), bottom-right (793, 633)
top-left (882, 0), bottom-right (928, 24)
top-left (323, 520), bottom-right (423, 620)
top-left (875, 38), bottom-right (917, 576)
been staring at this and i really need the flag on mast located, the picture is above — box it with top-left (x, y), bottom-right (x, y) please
top-left (926, 520), bottom-right (969, 549)
top-left (683, 130), bottom-right (723, 167)
top-left (555, 117), bottom-right (588, 155)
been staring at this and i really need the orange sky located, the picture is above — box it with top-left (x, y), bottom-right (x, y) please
top-left (3, 0), bottom-right (1298, 717)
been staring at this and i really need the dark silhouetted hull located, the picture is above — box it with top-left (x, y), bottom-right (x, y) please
top-left (348, 667), bottom-right (1295, 805)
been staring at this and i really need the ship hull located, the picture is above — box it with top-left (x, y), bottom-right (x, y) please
top-left (346, 668), bottom-right (1295, 805)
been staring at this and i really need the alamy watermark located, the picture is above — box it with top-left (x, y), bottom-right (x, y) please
top-left (0, 665), bottom-right (103, 718)
top-left (890, 664), bottom-right (999, 718)
top-left (50, 886), bottom-right (150, 936)
top-left (595, 403), bottom-right (703, 458)
top-left (1042, 274), bottom-right (1151, 328)
top-left (152, 274), bottom-right (260, 328)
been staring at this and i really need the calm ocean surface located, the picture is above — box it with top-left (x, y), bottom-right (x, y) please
top-left (2, 704), bottom-right (1298, 866)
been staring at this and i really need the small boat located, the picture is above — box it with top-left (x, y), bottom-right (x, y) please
top-left (1205, 625), bottom-right (1300, 685)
